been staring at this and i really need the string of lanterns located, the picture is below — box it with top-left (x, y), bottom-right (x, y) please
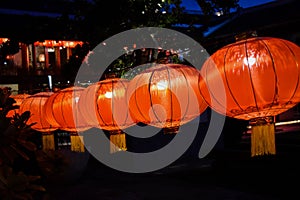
top-left (9, 36), bottom-right (300, 158)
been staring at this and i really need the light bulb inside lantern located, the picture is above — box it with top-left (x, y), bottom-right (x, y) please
top-left (244, 57), bottom-right (256, 67)
top-left (156, 81), bottom-right (168, 90)
top-left (105, 91), bottom-right (113, 98)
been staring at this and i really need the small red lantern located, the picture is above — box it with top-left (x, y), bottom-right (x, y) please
top-left (199, 37), bottom-right (300, 156)
top-left (19, 92), bottom-right (57, 150)
top-left (7, 93), bottom-right (30, 118)
top-left (44, 86), bottom-right (90, 152)
top-left (127, 63), bottom-right (208, 133)
top-left (78, 78), bottom-right (134, 153)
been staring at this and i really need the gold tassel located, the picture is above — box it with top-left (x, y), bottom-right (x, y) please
top-left (163, 126), bottom-right (180, 134)
top-left (70, 135), bottom-right (85, 152)
top-left (109, 131), bottom-right (127, 153)
top-left (250, 117), bottom-right (276, 157)
top-left (42, 134), bottom-right (55, 151)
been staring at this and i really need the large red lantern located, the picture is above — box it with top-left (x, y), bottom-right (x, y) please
top-left (199, 37), bottom-right (300, 156)
top-left (19, 92), bottom-right (57, 150)
top-left (127, 63), bottom-right (208, 133)
top-left (44, 86), bottom-right (90, 152)
top-left (78, 78), bottom-right (134, 153)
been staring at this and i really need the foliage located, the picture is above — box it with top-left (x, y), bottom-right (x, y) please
top-left (82, 46), bottom-right (188, 81)
top-left (0, 87), bottom-right (46, 200)
top-left (196, 0), bottom-right (240, 16)
top-left (76, 0), bottom-right (186, 46)
top-left (0, 166), bottom-right (45, 200)
top-left (35, 150), bottom-right (70, 179)
top-left (59, 0), bottom-right (241, 82)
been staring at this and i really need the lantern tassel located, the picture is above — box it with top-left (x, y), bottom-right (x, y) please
top-left (109, 130), bottom-right (127, 153)
top-left (250, 117), bottom-right (276, 157)
top-left (70, 134), bottom-right (85, 152)
top-left (42, 133), bottom-right (55, 151)
top-left (163, 125), bottom-right (180, 134)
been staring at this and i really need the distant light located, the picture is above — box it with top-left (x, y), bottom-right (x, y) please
top-left (215, 11), bottom-right (223, 16)
top-left (247, 119), bottom-right (300, 129)
top-left (162, 10), bottom-right (167, 14)
top-left (47, 48), bottom-right (55, 52)
top-left (48, 75), bottom-right (52, 90)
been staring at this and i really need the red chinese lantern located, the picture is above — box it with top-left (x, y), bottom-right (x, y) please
top-left (44, 86), bottom-right (90, 152)
top-left (7, 93), bottom-right (30, 118)
top-left (78, 78), bottom-right (134, 153)
top-left (199, 37), bottom-right (300, 156)
top-left (127, 63), bottom-right (208, 133)
top-left (19, 92), bottom-right (57, 150)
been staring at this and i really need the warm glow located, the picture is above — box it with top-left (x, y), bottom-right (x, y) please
top-left (0, 38), bottom-right (9, 44)
top-left (43, 86), bottom-right (90, 132)
top-left (104, 91), bottom-right (113, 98)
top-left (78, 78), bottom-right (134, 131)
top-left (6, 93), bottom-right (30, 118)
top-left (243, 57), bottom-right (256, 66)
top-left (156, 81), bottom-right (168, 90)
top-left (6, 55), bottom-right (13, 59)
top-left (19, 92), bottom-right (57, 132)
top-left (127, 64), bottom-right (208, 129)
top-left (34, 40), bottom-right (84, 48)
top-left (38, 54), bottom-right (45, 62)
top-left (199, 37), bottom-right (300, 120)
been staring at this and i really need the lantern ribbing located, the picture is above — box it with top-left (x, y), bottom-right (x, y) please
top-left (199, 37), bottom-right (300, 157)
top-left (127, 63), bottom-right (208, 133)
top-left (78, 78), bottom-right (133, 153)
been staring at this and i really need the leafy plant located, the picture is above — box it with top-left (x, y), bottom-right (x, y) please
top-left (0, 87), bottom-right (46, 200)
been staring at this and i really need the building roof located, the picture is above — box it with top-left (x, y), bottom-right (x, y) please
top-left (201, 0), bottom-right (300, 52)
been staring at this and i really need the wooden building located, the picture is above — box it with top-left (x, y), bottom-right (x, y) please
top-left (0, 38), bottom-right (84, 93)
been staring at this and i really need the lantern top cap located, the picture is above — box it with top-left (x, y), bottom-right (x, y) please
top-left (31, 92), bottom-right (54, 97)
top-left (60, 86), bottom-right (85, 92)
top-left (141, 63), bottom-right (196, 73)
top-left (221, 36), bottom-right (294, 50)
top-left (234, 30), bottom-right (258, 41)
top-left (100, 77), bottom-right (129, 83)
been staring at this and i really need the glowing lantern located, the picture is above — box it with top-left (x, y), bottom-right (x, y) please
top-left (127, 63), bottom-right (208, 133)
top-left (199, 37), bottom-right (300, 156)
top-left (44, 86), bottom-right (90, 152)
top-left (19, 92), bottom-right (57, 150)
top-left (78, 78), bottom-right (133, 153)
top-left (7, 93), bottom-right (30, 118)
